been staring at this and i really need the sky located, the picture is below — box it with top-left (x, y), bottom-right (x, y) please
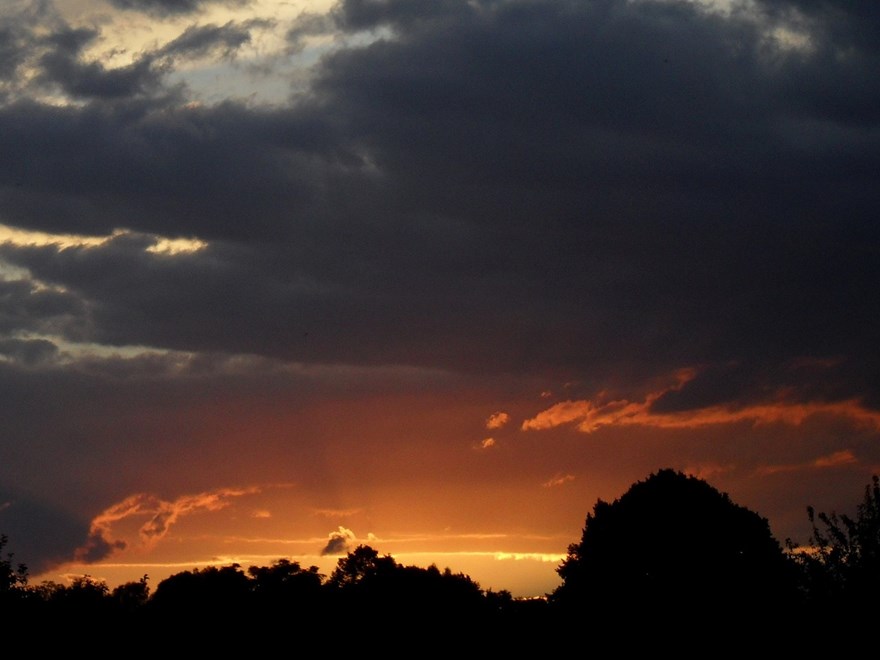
top-left (1, 0), bottom-right (878, 599)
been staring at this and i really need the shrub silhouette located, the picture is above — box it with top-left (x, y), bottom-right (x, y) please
top-left (550, 468), bottom-right (799, 627)
top-left (788, 474), bottom-right (880, 616)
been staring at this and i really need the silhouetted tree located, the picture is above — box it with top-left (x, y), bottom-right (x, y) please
top-left (35, 575), bottom-right (115, 628)
top-left (149, 564), bottom-right (252, 623)
top-left (112, 574), bottom-right (150, 613)
top-left (326, 544), bottom-right (399, 589)
top-left (0, 534), bottom-right (28, 593)
top-left (325, 545), bottom-right (492, 642)
top-left (550, 469), bottom-right (799, 634)
top-left (788, 474), bottom-right (880, 611)
top-left (248, 558), bottom-right (326, 622)
top-left (0, 534), bottom-right (34, 624)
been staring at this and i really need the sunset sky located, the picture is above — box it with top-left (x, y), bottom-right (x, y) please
top-left (1, 0), bottom-right (878, 598)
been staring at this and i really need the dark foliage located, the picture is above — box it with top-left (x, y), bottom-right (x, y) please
top-left (549, 468), bottom-right (802, 640)
top-left (787, 474), bottom-right (880, 619)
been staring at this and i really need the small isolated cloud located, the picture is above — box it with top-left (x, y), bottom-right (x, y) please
top-left (481, 437), bottom-right (496, 449)
top-left (486, 412), bottom-right (509, 429)
top-left (252, 509), bottom-right (271, 519)
top-left (542, 473), bottom-right (575, 488)
top-left (320, 526), bottom-right (358, 556)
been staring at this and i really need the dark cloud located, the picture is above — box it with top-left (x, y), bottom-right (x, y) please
top-left (0, 278), bottom-right (88, 340)
top-left (74, 531), bottom-right (127, 564)
top-left (108, 0), bottom-right (252, 17)
top-left (0, 337), bottom-right (58, 366)
top-left (286, 12), bottom-right (337, 54)
top-left (648, 358), bottom-right (880, 415)
top-left (331, 0), bottom-right (477, 32)
top-left (0, 23), bottom-right (28, 80)
top-left (320, 527), bottom-right (356, 555)
top-left (158, 20), bottom-right (261, 60)
top-left (0, 490), bottom-right (90, 575)
top-left (36, 27), bottom-right (163, 100)
top-left (0, 0), bottom-right (876, 385)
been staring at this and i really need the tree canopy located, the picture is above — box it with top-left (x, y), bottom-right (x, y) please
top-left (550, 468), bottom-right (799, 622)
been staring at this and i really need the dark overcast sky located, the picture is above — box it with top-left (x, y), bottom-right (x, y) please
top-left (1, 0), bottom-right (878, 595)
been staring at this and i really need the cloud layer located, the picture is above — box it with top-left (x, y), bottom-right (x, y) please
top-left (0, 0), bottom-right (878, 586)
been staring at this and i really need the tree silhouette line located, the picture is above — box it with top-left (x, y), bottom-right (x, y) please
top-left (3, 468), bottom-right (878, 646)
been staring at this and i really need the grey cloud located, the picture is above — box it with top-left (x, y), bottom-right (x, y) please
top-left (331, 0), bottom-right (478, 32)
top-left (0, 0), bottom-right (876, 385)
top-left (0, 490), bottom-right (90, 575)
top-left (0, 100), bottom-right (339, 240)
top-left (320, 527), bottom-right (356, 556)
top-left (108, 0), bottom-right (251, 17)
top-left (158, 20), bottom-right (261, 60)
top-left (755, 0), bottom-right (880, 51)
top-left (74, 530), bottom-right (127, 564)
top-left (38, 46), bottom-right (163, 101)
top-left (286, 12), bottom-right (337, 54)
top-left (0, 338), bottom-right (58, 366)
top-left (0, 278), bottom-right (89, 340)
top-left (0, 23), bottom-right (28, 79)
top-left (0, 2), bottom-right (63, 100)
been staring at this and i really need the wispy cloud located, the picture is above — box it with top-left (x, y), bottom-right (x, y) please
top-left (313, 507), bottom-right (364, 518)
top-left (542, 473), bottom-right (575, 488)
top-left (75, 486), bottom-right (259, 564)
top-left (522, 369), bottom-right (880, 434)
top-left (756, 450), bottom-right (858, 476)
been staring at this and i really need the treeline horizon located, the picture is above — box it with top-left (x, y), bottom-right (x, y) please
top-left (3, 468), bottom-right (878, 647)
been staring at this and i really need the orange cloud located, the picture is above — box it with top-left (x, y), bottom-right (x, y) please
top-left (542, 473), bottom-right (575, 488)
top-left (481, 437), bottom-right (496, 449)
top-left (486, 412), bottom-right (510, 429)
top-left (76, 486), bottom-right (260, 563)
top-left (522, 369), bottom-right (880, 434)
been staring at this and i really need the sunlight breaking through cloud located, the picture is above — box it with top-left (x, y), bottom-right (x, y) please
top-left (0, 224), bottom-right (207, 255)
